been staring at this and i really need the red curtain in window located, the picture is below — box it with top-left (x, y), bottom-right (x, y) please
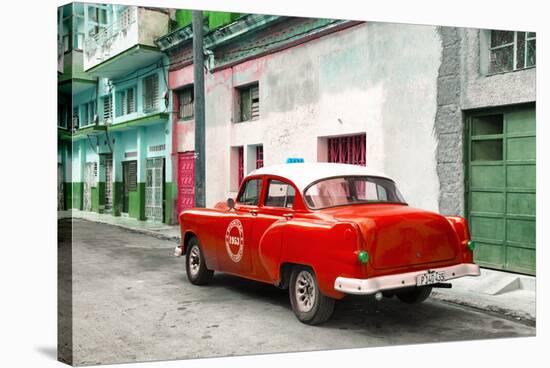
top-left (256, 146), bottom-right (264, 169)
top-left (327, 134), bottom-right (366, 166)
top-left (238, 147), bottom-right (244, 186)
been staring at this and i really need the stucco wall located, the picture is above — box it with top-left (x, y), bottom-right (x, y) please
top-left (201, 22), bottom-right (442, 210)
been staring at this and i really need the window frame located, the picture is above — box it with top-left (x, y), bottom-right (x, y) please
top-left (236, 82), bottom-right (260, 123)
top-left (488, 30), bottom-right (536, 74)
top-left (178, 86), bottom-right (195, 121)
top-left (263, 179), bottom-right (296, 209)
top-left (236, 178), bottom-right (263, 207)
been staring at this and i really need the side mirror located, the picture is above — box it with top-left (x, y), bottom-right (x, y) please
top-left (226, 198), bottom-right (235, 210)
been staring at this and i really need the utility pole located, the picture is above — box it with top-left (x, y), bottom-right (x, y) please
top-left (192, 10), bottom-right (206, 208)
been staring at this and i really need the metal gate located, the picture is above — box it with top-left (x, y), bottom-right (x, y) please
top-left (467, 106), bottom-right (536, 275)
top-left (83, 162), bottom-right (95, 212)
top-left (57, 163), bottom-right (64, 211)
top-left (145, 157), bottom-right (164, 223)
top-left (178, 152), bottom-right (195, 215)
top-left (103, 154), bottom-right (113, 213)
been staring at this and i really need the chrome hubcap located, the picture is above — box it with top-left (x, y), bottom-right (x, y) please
top-left (189, 246), bottom-right (201, 277)
top-left (295, 271), bottom-right (316, 313)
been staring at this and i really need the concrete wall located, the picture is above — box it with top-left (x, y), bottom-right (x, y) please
top-left (461, 28), bottom-right (536, 110)
top-left (199, 22), bottom-right (443, 210)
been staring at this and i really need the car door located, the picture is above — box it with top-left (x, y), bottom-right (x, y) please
top-left (216, 177), bottom-right (262, 277)
top-left (250, 178), bottom-right (297, 280)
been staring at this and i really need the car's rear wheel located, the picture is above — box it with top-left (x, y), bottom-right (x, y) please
top-left (396, 286), bottom-right (432, 304)
top-left (289, 266), bottom-right (335, 325)
top-left (185, 237), bottom-right (214, 285)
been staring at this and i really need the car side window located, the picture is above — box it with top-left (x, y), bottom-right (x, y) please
top-left (237, 179), bottom-right (262, 206)
top-left (264, 180), bottom-right (295, 208)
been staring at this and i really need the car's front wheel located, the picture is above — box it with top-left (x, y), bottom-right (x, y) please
top-left (289, 267), bottom-right (335, 325)
top-left (185, 237), bottom-right (214, 285)
top-left (396, 286), bottom-right (432, 304)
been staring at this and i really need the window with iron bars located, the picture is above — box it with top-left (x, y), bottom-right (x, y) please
top-left (116, 87), bottom-right (135, 117)
top-left (256, 145), bottom-right (264, 169)
top-left (143, 74), bottom-right (159, 113)
top-left (488, 30), bottom-right (536, 74)
top-left (327, 134), bottom-right (366, 166)
top-left (237, 83), bottom-right (259, 122)
top-left (178, 86), bottom-right (194, 120)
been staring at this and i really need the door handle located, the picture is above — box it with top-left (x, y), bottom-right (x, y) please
top-left (283, 213), bottom-right (293, 220)
top-left (249, 209), bottom-right (258, 216)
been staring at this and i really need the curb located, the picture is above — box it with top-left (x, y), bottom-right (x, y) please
top-left (431, 290), bottom-right (536, 326)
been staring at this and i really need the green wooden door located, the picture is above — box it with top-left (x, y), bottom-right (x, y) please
top-left (466, 106), bottom-right (536, 275)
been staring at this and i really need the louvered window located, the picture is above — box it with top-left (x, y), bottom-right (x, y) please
top-left (127, 161), bottom-right (137, 191)
top-left (103, 95), bottom-right (112, 122)
top-left (143, 74), bottom-right (159, 112)
top-left (238, 83), bottom-right (259, 122)
top-left (116, 87), bottom-right (135, 117)
top-left (178, 87), bottom-right (194, 120)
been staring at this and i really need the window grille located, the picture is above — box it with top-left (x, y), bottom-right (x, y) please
top-left (143, 74), bottom-right (159, 112)
top-left (327, 134), bottom-right (366, 166)
top-left (124, 151), bottom-right (137, 158)
top-left (256, 145), bottom-right (264, 169)
top-left (148, 144), bottom-right (166, 152)
top-left (178, 87), bottom-right (194, 120)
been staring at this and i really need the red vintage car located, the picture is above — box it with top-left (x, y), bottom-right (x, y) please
top-left (175, 163), bottom-right (480, 325)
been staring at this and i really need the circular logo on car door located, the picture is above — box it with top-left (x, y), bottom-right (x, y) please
top-left (225, 219), bottom-right (244, 263)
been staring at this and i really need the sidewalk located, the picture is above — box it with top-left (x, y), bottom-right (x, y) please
top-left (59, 210), bottom-right (536, 324)
top-left (59, 210), bottom-right (181, 243)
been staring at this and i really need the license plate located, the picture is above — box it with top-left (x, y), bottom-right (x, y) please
top-left (416, 271), bottom-right (445, 286)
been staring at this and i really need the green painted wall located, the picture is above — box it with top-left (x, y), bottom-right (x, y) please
top-left (66, 182), bottom-right (83, 209)
top-left (97, 182), bottom-right (105, 213)
top-left (112, 182), bottom-right (122, 216)
top-left (164, 182), bottom-right (177, 225)
top-left (175, 10), bottom-right (241, 30)
top-left (91, 187), bottom-right (99, 212)
top-left (128, 183), bottom-right (146, 220)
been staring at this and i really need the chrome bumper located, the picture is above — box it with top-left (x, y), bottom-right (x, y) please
top-left (334, 263), bottom-right (480, 295)
top-left (174, 246), bottom-right (183, 257)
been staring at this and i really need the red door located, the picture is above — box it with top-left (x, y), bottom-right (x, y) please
top-left (178, 152), bottom-right (195, 216)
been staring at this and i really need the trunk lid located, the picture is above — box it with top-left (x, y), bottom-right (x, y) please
top-left (321, 204), bottom-right (459, 270)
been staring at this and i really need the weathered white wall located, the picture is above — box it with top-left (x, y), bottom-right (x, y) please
top-left (201, 22), bottom-right (442, 211)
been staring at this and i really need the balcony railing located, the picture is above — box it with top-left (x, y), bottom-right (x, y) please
top-left (85, 6), bottom-right (136, 56)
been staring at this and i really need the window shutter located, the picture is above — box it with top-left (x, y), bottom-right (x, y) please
top-left (143, 74), bottom-right (159, 112)
top-left (128, 161), bottom-right (137, 191)
top-left (251, 85), bottom-right (260, 120)
top-left (127, 88), bottom-right (135, 114)
top-left (103, 95), bottom-right (112, 122)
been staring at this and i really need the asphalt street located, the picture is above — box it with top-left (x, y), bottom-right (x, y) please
top-left (60, 219), bottom-right (535, 366)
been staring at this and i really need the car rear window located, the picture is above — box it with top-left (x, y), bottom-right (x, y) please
top-left (304, 176), bottom-right (406, 209)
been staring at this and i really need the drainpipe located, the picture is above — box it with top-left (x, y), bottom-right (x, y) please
top-left (193, 11), bottom-right (206, 208)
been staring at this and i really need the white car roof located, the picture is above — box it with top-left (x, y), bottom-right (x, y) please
top-left (248, 163), bottom-right (392, 192)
